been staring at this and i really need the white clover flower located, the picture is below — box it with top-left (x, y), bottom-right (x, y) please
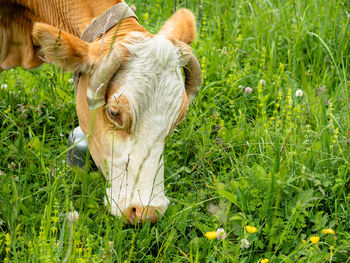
top-left (238, 85), bottom-right (244, 90)
top-left (130, 5), bottom-right (136, 11)
top-left (1, 84), bottom-right (8, 89)
top-left (295, 89), bottom-right (303, 97)
top-left (240, 238), bottom-right (250, 249)
top-left (68, 78), bottom-right (74, 84)
top-left (216, 228), bottom-right (226, 240)
top-left (67, 210), bottom-right (79, 223)
top-left (245, 87), bottom-right (253, 94)
top-left (259, 79), bottom-right (266, 86)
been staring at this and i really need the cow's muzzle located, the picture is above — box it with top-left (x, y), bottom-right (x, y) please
top-left (124, 205), bottom-right (163, 224)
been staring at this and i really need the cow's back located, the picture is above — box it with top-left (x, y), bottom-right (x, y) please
top-left (0, 0), bottom-right (121, 70)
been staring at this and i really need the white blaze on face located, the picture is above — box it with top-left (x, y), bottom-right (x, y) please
top-left (104, 34), bottom-right (186, 216)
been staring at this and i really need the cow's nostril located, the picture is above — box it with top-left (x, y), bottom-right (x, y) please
top-left (126, 205), bottom-right (160, 224)
top-left (128, 206), bottom-right (138, 223)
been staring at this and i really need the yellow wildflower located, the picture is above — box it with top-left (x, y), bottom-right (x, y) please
top-left (302, 239), bottom-right (307, 244)
top-left (5, 233), bottom-right (11, 246)
top-left (310, 236), bottom-right (320, 244)
top-left (329, 246), bottom-right (334, 251)
top-left (261, 259), bottom-right (269, 263)
top-left (245, 225), bottom-right (258, 234)
top-left (205, 231), bottom-right (217, 240)
top-left (322, 228), bottom-right (335, 235)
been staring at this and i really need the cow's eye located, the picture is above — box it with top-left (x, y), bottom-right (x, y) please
top-left (105, 93), bottom-right (132, 131)
top-left (106, 107), bottom-right (124, 127)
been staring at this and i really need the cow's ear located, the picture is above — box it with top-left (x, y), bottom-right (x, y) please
top-left (32, 23), bottom-right (92, 73)
top-left (159, 9), bottom-right (196, 44)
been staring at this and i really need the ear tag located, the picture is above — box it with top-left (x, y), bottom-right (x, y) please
top-left (67, 126), bottom-right (89, 167)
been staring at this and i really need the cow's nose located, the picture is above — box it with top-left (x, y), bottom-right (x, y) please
top-left (125, 205), bottom-right (161, 224)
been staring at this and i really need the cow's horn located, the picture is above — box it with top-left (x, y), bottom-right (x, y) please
top-left (174, 39), bottom-right (202, 103)
top-left (87, 46), bottom-right (123, 110)
top-left (183, 52), bottom-right (201, 103)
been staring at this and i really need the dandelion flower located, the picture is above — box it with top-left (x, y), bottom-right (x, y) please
top-left (245, 87), bottom-right (253, 94)
top-left (1, 84), bottom-right (8, 89)
top-left (295, 89), bottom-right (303, 97)
top-left (245, 225), bottom-right (258, 234)
top-left (68, 78), bottom-right (74, 84)
top-left (329, 246), bottom-right (334, 251)
top-left (216, 228), bottom-right (226, 240)
top-left (205, 231), bottom-right (217, 240)
top-left (322, 228), bottom-right (335, 235)
top-left (310, 236), bottom-right (320, 244)
top-left (240, 238), bottom-right (250, 249)
top-left (259, 79), bottom-right (266, 86)
top-left (67, 210), bottom-right (79, 223)
top-left (260, 259), bottom-right (269, 263)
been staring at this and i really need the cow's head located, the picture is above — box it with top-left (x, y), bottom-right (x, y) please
top-left (32, 9), bottom-right (200, 224)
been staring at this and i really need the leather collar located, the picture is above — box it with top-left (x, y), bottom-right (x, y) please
top-left (81, 2), bottom-right (138, 43)
top-left (74, 3), bottom-right (137, 90)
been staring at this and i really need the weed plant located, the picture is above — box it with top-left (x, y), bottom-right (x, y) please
top-left (0, 0), bottom-right (350, 262)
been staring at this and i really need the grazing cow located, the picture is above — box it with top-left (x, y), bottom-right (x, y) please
top-left (0, 0), bottom-right (201, 223)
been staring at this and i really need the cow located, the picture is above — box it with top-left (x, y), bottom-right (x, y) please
top-left (0, 0), bottom-right (201, 224)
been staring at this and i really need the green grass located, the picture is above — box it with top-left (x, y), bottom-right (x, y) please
top-left (1, 0), bottom-right (350, 262)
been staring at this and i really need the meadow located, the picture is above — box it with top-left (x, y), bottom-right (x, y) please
top-left (1, 0), bottom-right (350, 262)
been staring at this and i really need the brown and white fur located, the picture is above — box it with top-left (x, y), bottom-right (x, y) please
top-left (0, 0), bottom-right (199, 224)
